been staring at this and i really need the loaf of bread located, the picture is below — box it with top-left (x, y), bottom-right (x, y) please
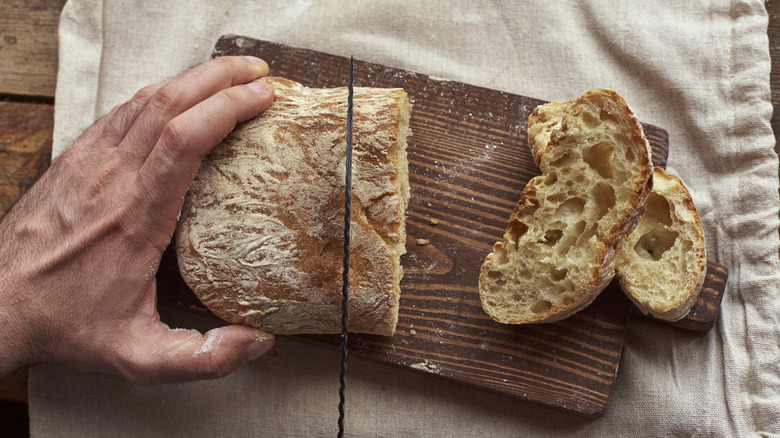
top-left (175, 77), bottom-right (411, 335)
top-left (479, 88), bottom-right (653, 324)
top-left (615, 167), bottom-right (707, 321)
top-left (528, 97), bottom-right (707, 322)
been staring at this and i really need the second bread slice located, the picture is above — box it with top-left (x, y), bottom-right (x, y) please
top-left (479, 89), bottom-right (653, 324)
top-left (615, 167), bottom-right (707, 321)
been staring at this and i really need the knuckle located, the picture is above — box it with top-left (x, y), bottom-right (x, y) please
top-left (195, 351), bottom-right (236, 380)
top-left (131, 84), bottom-right (157, 106)
top-left (213, 90), bottom-right (238, 114)
top-left (102, 104), bottom-right (135, 140)
top-left (159, 119), bottom-right (192, 158)
top-left (148, 84), bottom-right (180, 114)
top-left (210, 55), bottom-right (235, 70)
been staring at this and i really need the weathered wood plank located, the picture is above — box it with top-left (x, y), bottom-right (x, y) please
top-left (0, 101), bottom-right (53, 216)
top-left (0, 0), bottom-right (67, 98)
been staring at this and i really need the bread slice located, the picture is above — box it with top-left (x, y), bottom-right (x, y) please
top-left (479, 88), bottom-right (653, 324)
top-left (175, 77), bottom-right (411, 335)
top-left (528, 98), bottom-right (708, 322)
top-left (615, 167), bottom-right (707, 321)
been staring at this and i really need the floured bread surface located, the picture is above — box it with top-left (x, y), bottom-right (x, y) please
top-left (176, 77), bottom-right (411, 335)
top-left (479, 89), bottom-right (653, 324)
top-left (616, 167), bottom-right (707, 321)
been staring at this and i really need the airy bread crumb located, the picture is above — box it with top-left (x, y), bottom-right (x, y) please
top-left (616, 167), bottom-right (707, 321)
top-left (479, 89), bottom-right (653, 324)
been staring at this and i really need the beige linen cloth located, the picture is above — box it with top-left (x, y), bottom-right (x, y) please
top-left (30, 0), bottom-right (779, 436)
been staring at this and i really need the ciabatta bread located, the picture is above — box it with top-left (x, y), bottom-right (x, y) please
top-left (175, 77), bottom-right (411, 335)
top-left (479, 89), bottom-right (653, 324)
top-left (615, 167), bottom-right (707, 321)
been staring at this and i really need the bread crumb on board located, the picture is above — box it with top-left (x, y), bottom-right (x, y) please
top-left (410, 360), bottom-right (441, 374)
top-left (416, 238), bottom-right (430, 245)
top-left (429, 218), bottom-right (439, 226)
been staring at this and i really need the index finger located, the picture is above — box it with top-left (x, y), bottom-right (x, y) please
top-left (135, 78), bottom-right (275, 233)
top-left (119, 56), bottom-right (270, 165)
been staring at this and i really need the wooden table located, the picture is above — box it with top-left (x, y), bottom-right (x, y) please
top-left (1, 0), bottom-right (779, 411)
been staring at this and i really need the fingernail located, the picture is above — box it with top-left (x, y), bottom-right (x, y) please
top-left (246, 56), bottom-right (269, 77)
top-left (245, 331), bottom-right (275, 362)
top-left (248, 80), bottom-right (272, 96)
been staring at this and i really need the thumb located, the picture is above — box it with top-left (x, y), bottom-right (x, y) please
top-left (125, 324), bottom-right (275, 384)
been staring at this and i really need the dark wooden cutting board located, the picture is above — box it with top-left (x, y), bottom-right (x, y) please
top-left (156, 35), bottom-right (728, 417)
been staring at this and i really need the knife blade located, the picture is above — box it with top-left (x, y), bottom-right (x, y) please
top-left (337, 55), bottom-right (354, 438)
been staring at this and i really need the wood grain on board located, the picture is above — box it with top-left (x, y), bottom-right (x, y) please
top-left (154, 35), bottom-right (728, 416)
top-left (0, 102), bottom-right (54, 217)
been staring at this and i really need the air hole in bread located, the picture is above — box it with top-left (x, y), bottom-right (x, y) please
top-left (644, 192), bottom-right (674, 226)
top-left (592, 182), bottom-right (616, 218)
top-left (555, 197), bottom-right (586, 218)
top-left (582, 111), bottom-right (599, 128)
top-left (551, 267), bottom-right (567, 281)
top-left (507, 220), bottom-right (529, 244)
top-left (583, 142), bottom-right (615, 179)
top-left (634, 229), bottom-right (678, 261)
top-left (542, 229), bottom-right (563, 246)
top-left (556, 221), bottom-right (586, 255)
top-left (546, 171), bottom-right (558, 185)
top-left (576, 222), bottom-right (598, 246)
top-left (599, 108), bottom-right (619, 124)
top-left (624, 144), bottom-right (635, 162)
top-left (549, 151), bottom-right (574, 168)
top-left (531, 300), bottom-right (553, 314)
top-left (548, 192), bottom-right (566, 204)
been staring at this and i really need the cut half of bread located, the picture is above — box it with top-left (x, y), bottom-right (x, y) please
top-left (176, 77), bottom-right (411, 335)
top-left (479, 89), bottom-right (653, 324)
top-left (615, 167), bottom-right (707, 321)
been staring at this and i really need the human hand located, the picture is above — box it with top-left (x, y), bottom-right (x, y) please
top-left (0, 56), bottom-right (276, 383)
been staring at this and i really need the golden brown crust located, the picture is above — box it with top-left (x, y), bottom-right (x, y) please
top-left (175, 77), bottom-right (411, 335)
top-left (527, 99), bottom-right (573, 166)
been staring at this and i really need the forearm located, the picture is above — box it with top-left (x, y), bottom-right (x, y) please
top-left (0, 286), bottom-right (33, 377)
